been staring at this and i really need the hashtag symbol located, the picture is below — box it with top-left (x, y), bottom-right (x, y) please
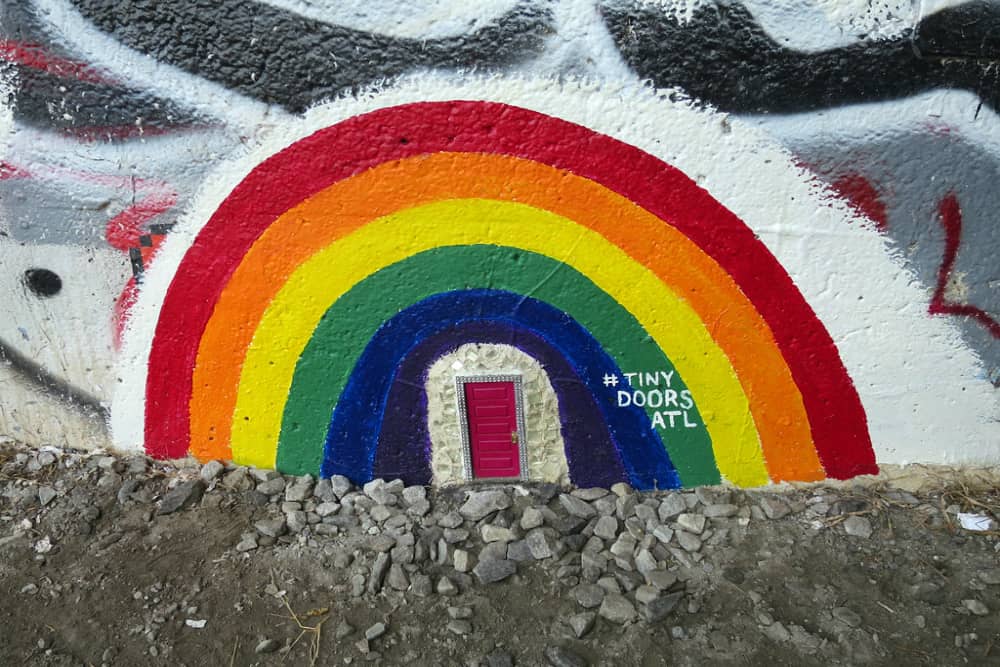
top-left (602, 373), bottom-right (619, 387)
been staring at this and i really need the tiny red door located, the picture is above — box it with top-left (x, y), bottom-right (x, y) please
top-left (464, 381), bottom-right (520, 478)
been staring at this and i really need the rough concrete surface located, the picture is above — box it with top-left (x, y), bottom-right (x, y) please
top-left (1, 441), bottom-right (999, 666)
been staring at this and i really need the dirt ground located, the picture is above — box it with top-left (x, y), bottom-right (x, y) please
top-left (1, 441), bottom-right (999, 666)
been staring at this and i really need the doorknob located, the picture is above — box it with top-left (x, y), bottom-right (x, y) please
top-left (511, 431), bottom-right (519, 444)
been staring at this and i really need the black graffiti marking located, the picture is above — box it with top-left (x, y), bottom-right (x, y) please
top-left (66, 0), bottom-right (554, 113)
top-left (0, 336), bottom-right (109, 419)
top-left (1, 3), bottom-right (205, 137)
top-left (22, 268), bottom-right (62, 297)
top-left (13, 66), bottom-right (207, 138)
top-left (600, 1), bottom-right (1000, 115)
top-left (915, 1), bottom-right (1000, 61)
top-left (128, 223), bottom-right (174, 281)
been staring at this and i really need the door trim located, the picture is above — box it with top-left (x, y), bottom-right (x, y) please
top-left (455, 373), bottom-right (529, 482)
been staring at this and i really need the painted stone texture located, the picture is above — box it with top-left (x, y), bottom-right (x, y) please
top-left (426, 344), bottom-right (570, 487)
top-left (1, 2), bottom-right (998, 489)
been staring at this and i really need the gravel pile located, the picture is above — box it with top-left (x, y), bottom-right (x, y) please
top-left (1, 442), bottom-right (999, 666)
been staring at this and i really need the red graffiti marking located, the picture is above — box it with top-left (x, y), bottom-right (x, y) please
top-left (0, 161), bottom-right (31, 180)
top-left (105, 191), bottom-right (177, 251)
top-left (929, 193), bottom-right (1000, 338)
top-left (830, 172), bottom-right (888, 231)
top-left (0, 41), bottom-right (116, 85)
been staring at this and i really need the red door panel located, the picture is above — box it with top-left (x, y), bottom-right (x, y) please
top-left (464, 381), bottom-right (520, 478)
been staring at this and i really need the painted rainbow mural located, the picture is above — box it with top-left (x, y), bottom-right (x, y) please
top-left (129, 100), bottom-right (878, 489)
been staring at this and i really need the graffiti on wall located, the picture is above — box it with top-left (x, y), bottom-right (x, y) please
top-left (2, 1), bottom-right (999, 484)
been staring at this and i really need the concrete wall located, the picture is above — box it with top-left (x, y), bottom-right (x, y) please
top-left (1, 0), bottom-right (997, 489)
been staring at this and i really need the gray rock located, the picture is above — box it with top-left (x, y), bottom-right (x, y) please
top-left (763, 621), bottom-right (791, 642)
top-left (572, 488), bottom-right (608, 501)
top-left (439, 512), bottom-right (464, 529)
top-left (158, 480), bottom-right (205, 515)
top-left (963, 599), bottom-right (989, 616)
top-left (652, 525), bottom-right (674, 545)
top-left (284, 476), bottom-right (314, 502)
top-left (843, 516), bottom-right (873, 538)
top-left (568, 612), bottom-right (596, 638)
top-left (702, 503), bottom-right (739, 518)
top-left (335, 621), bottom-right (354, 640)
top-left (642, 591), bottom-right (684, 623)
top-left (560, 494), bottom-right (597, 519)
top-left (658, 495), bottom-right (687, 521)
top-left (609, 533), bottom-right (637, 559)
top-left (980, 570), bottom-right (1000, 586)
top-left (545, 645), bottom-right (588, 667)
top-left (363, 479), bottom-right (397, 506)
top-left (443, 528), bottom-right (469, 544)
top-left (473, 558), bottom-right (517, 584)
top-left (368, 552), bottom-right (391, 594)
top-left (410, 574), bottom-right (433, 597)
top-left (402, 485), bottom-right (426, 505)
top-left (222, 468), bottom-right (253, 491)
top-left (251, 467), bottom-right (279, 483)
top-left (316, 501), bottom-right (340, 517)
top-left (611, 482), bottom-right (634, 497)
top-left (199, 460), bottom-right (225, 482)
top-left (236, 534), bottom-right (258, 552)
top-left (350, 574), bottom-right (366, 597)
top-left (617, 494), bottom-right (638, 520)
top-left (832, 607), bottom-right (861, 627)
top-left (370, 505), bottom-right (393, 523)
top-left (599, 593), bottom-right (637, 624)
top-left (460, 490), bottom-right (511, 521)
top-left (481, 524), bottom-right (516, 543)
top-left (436, 576), bottom-right (458, 596)
top-left (635, 504), bottom-right (658, 523)
top-left (635, 549), bottom-right (658, 575)
top-left (676, 530), bottom-right (702, 552)
top-left (571, 583), bottom-right (605, 609)
top-left (759, 497), bottom-right (791, 520)
top-left (313, 478), bottom-right (334, 501)
top-left (365, 622), bottom-right (386, 641)
top-left (387, 564), bottom-right (409, 591)
top-left (634, 585), bottom-right (660, 605)
top-left (255, 639), bottom-right (280, 654)
top-left (285, 510), bottom-right (308, 533)
top-left (38, 486), bottom-right (59, 507)
top-left (521, 506), bottom-right (545, 530)
top-left (447, 620), bottom-right (473, 635)
top-left (448, 605), bottom-right (474, 619)
top-left (593, 515), bottom-right (618, 540)
top-left (329, 475), bottom-right (353, 499)
top-left (596, 576), bottom-right (621, 595)
top-left (436, 537), bottom-right (450, 565)
top-left (646, 570), bottom-right (678, 591)
top-left (390, 545), bottom-right (414, 564)
top-left (507, 540), bottom-right (534, 562)
top-left (368, 534), bottom-right (396, 553)
top-left (407, 499), bottom-right (431, 517)
top-left (117, 479), bottom-right (141, 505)
top-left (480, 542), bottom-right (509, 562)
top-left (526, 528), bottom-right (555, 560)
top-left (454, 549), bottom-right (472, 572)
top-left (256, 478), bottom-right (285, 496)
top-left (675, 513), bottom-right (706, 534)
